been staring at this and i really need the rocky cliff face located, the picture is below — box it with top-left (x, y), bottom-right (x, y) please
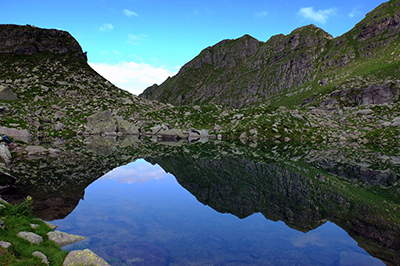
top-left (0, 24), bottom-right (87, 61)
top-left (140, 0), bottom-right (400, 108)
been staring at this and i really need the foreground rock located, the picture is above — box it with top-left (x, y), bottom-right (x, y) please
top-left (47, 230), bottom-right (85, 247)
top-left (17, 231), bottom-right (43, 244)
top-left (63, 249), bottom-right (110, 266)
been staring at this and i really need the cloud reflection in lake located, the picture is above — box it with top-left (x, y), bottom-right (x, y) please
top-left (99, 159), bottom-right (173, 184)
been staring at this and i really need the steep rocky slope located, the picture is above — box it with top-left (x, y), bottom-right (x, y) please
top-left (0, 24), bottom-right (167, 143)
top-left (140, 0), bottom-right (400, 108)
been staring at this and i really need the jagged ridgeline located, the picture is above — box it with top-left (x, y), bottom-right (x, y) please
top-left (140, 0), bottom-right (400, 108)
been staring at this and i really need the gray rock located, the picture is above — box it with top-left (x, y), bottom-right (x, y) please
top-left (63, 249), bottom-right (110, 266)
top-left (17, 231), bottom-right (43, 244)
top-left (32, 251), bottom-right (49, 265)
top-left (232, 114), bottom-right (244, 120)
top-left (0, 218), bottom-right (5, 229)
top-left (118, 120), bottom-right (140, 134)
top-left (44, 221), bottom-right (58, 230)
top-left (86, 111), bottom-right (116, 134)
top-left (0, 85), bottom-right (19, 101)
top-left (47, 230), bottom-right (85, 247)
top-left (355, 109), bottom-right (373, 115)
top-left (55, 122), bottom-right (65, 131)
top-left (158, 128), bottom-right (187, 140)
top-left (362, 83), bottom-right (399, 105)
top-left (0, 126), bottom-right (31, 143)
top-left (0, 143), bottom-right (11, 165)
top-left (0, 241), bottom-right (11, 248)
top-left (30, 223), bottom-right (39, 229)
top-left (25, 145), bottom-right (47, 156)
top-left (391, 116), bottom-right (400, 127)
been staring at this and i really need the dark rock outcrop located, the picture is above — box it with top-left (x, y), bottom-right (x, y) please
top-left (0, 24), bottom-right (87, 61)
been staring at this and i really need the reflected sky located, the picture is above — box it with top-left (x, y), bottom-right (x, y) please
top-left (100, 159), bottom-right (173, 184)
top-left (52, 159), bottom-right (385, 266)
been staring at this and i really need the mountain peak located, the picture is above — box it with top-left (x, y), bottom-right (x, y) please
top-left (0, 24), bottom-right (87, 62)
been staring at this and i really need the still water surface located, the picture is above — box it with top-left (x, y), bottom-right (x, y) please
top-left (51, 159), bottom-right (384, 266)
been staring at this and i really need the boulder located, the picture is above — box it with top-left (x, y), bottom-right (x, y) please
top-left (32, 251), bottom-right (49, 265)
top-left (0, 143), bottom-right (11, 165)
top-left (17, 232), bottom-right (43, 244)
top-left (86, 111), bottom-right (116, 135)
top-left (0, 126), bottom-right (31, 143)
top-left (158, 128), bottom-right (187, 140)
top-left (55, 122), bottom-right (65, 131)
top-left (0, 85), bottom-right (19, 101)
top-left (354, 109), bottom-right (373, 115)
top-left (63, 249), bottom-right (110, 266)
top-left (47, 230), bottom-right (85, 247)
top-left (391, 116), bottom-right (400, 127)
top-left (0, 241), bottom-right (11, 248)
top-left (117, 120), bottom-right (140, 134)
top-left (150, 123), bottom-right (170, 134)
top-left (362, 83), bottom-right (399, 105)
top-left (25, 145), bottom-right (47, 156)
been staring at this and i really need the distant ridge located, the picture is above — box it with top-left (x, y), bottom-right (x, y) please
top-left (140, 0), bottom-right (400, 108)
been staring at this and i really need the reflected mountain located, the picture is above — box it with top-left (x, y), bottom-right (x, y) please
top-left (146, 155), bottom-right (400, 266)
top-left (1, 136), bottom-right (400, 265)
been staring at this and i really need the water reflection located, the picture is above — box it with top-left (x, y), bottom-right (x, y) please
top-left (51, 159), bottom-right (385, 266)
top-left (2, 137), bottom-right (400, 265)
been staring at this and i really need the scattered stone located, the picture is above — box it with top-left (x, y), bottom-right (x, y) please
top-left (44, 221), bottom-right (58, 230)
top-left (0, 126), bottom-right (32, 143)
top-left (47, 230), bottom-right (85, 247)
top-left (0, 241), bottom-right (11, 248)
top-left (0, 85), bottom-right (19, 101)
top-left (30, 224), bottom-right (39, 229)
top-left (391, 116), bottom-right (400, 127)
top-left (32, 251), bottom-right (49, 265)
top-left (17, 232), bottom-right (43, 244)
top-left (0, 143), bottom-right (11, 165)
top-left (63, 249), bottom-right (110, 266)
top-left (25, 145), bottom-right (47, 156)
top-left (0, 218), bottom-right (5, 229)
top-left (355, 109), bottom-right (373, 115)
top-left (55, 122), bottom-right (65, 131)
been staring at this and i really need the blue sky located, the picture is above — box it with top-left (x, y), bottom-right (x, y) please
top-left (2, 0), bottom-right (386, 95)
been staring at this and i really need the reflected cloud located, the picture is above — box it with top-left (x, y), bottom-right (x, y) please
top-left (291, 232), bottom-right (324, 248)
top-left (100, 159), bottom-right (172, 183)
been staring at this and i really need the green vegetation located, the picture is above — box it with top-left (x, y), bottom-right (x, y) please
top-left (0, 198), bottom-right (68, 266)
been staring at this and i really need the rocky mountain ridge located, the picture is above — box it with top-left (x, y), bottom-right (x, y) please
top-left (140, 0), bottom-right (400, 108)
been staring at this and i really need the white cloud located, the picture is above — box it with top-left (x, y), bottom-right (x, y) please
top-left (297, 7), bottom-right (336, 24)
top-left (348, 7), bottom-right (361, 18)
top-left (89, 61), bottom-right (179, 95)
top-left (99, 23), bottom-right (114, 31)
top-left (123, 9), bottom-right (138, 17)
top-left (255, 11), bottom-right (268, 18)
top-left (100, 159), bottom-right (171, 183)
top-left (127, 33), bottom-right (147, 44)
